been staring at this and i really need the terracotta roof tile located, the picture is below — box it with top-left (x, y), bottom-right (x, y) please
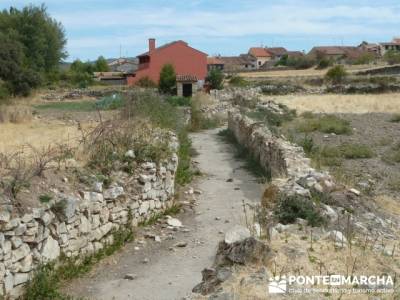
top-left (248, 47), bottom-right (271, 58)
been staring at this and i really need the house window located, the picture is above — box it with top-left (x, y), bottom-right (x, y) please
top-left (258, 61), bottom-right (261, 66)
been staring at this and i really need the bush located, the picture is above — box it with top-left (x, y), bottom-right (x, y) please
top-left (136, 76), bottom-right (157, 88)
top-left (389, 114), bottom-right (400, 123)
top-left (339, 143), bottom-right (374, 159)
top-left (382, 142), bottom-right (400, 165)
top-left (229, 75), bottom-right (248, 87)
top-left (287, 56), bottom-right (316, 69)
top-left (325, 65), bottom-right (347, 84)
top-left (158, 64), bottom-right (176, 94)
top-left (353, 53), bottom-right (375, 65)
top-left (206, 69), bottom-right (224, 90)
top-left (246, 105), bottom-right (296, 128)
top-left (298, 115), bottom-right (352, 135)
top-left (384, 50), bottom-right (400, 65)
top-left (166, 96), bottom-right (191, 107)
top-left (316, 58), bottom-right (333, 69)
top-left (274, 194), bottom-right (325, 227)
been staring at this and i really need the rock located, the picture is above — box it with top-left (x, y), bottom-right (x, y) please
top-left (93, 182), bottom-right (103, 193)
top-left (0, 211), bottom-right (11, 223)
top-left (174, 242), bottom-right (187, 247)
top-left (11, 243), bottom-right (30, 263)
top-left (142, 257), bottom-right (149, 263)
top-left (11, 237), bottom-right (22, 249)
top-left (167, 217), bottom-right (182, 227)
top-left (4, 274), bottom-right (13, 293)
top-left (124, 273), bottom-right (137, 280)
top-left (155, 236), bottom-right (161, 243)
top-left (322, 205), bottom-right (338, 221)
top-left (349, 188), bottom-right (361, 196)
top-left (13, 273), bottom-right (29, 285)
top-left (125, 150), bottom-right (135, 159)
top-left (84, 192), bottom-right (104, 203)
top-left (224, 225), bottom-right (250, 244)
top-left (326, 230), bottom-right (348, 248)
top-left (216, 237), bottom-right (270, 266)
top-left (104, 187), bottom-right (124, 200)
top-left (41, 236), bottom-right (60, 261)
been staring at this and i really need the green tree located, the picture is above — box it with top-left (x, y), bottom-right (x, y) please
top-left (158, 64), bottom-right (176, 94)
top-left (68, 59), bottom-right (94, 88)
top-left (0, 4), bottom-right (66, 95)
top-left (206, 69), bottom-right (224, 90)
top-left (95, 56), bottom-right (109, 72)
top-left (384, 50), bottom-right (400, 65)
top-left (325, 65), bottom-right (347, 84)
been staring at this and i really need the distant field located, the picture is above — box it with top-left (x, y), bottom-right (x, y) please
top-left (268, 93), bottom-right (400, 114)
top-left (239, 64), bottom-right (382, 79)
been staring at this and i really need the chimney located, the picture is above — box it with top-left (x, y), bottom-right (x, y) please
top-left (149, 38), bottom-right (156, 52)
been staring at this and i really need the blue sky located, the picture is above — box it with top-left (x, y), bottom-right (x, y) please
top-left (2, 0), bottom-right (400, 61)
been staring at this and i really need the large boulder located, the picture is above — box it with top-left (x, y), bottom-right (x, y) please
top-left (41, 236), bottom-right (60, 261)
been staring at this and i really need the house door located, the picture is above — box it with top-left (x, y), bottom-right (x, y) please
top-left (182, 83), bottom-right (192, 97)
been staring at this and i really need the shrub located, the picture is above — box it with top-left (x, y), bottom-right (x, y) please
top-left (298, 115), bottom-right (352, 135)
top-left (206, 69), bottom-right (224, 90)
top-left (166, 96), bottom-right (191, 107)
top-left (287, 56), bottom-right (316, 69)
top-left (339, 143), bottom-right (374, 159)
top-left (136, 76), bottom-right (157, 88)
top-left (389, 114), bottom-right (400, 123)
top-left (0, 82), bottom-right (10, 103)
top-left (274, 194), bottom-right (326, 227)
top-left (158, 64), bottom-right (176, 94)
top-left (325, 65), bottom-right (347, 84)
top-left (299, 135), bottom-right (315, 155)
top-left (317, 146), bottom-right (342, 166)
top-left (353, 53), bottom-right (375, 65)
top-left (384, 50), bottom-right (400, 65)
top-left (317, 58), bottom-right (333, 69)
top-left (246, 105), bottom-right (296, 128)
top-left (229, 75), bottom-right (248, 87)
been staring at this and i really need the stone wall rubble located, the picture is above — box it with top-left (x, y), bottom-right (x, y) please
top-left (0, 135), bottom-right (179, 298)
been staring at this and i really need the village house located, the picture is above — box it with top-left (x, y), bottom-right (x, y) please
top-left (308, 46), bottom-right (365, 62)
top-left (248, 47), bottom-right (272, 69)
top-left (108, 58), bottom-right (138, 73)
top-left (128, 38), bottom-right (207, 96)
top-left (207, 56), bottom-right (224, 71)
top-left (265, 47), bottom-right (288, 60)
top-left (358, 41), bottom-right (380, 57)
top-left (379, 37), bottom-right (400, 56)
top-left (218, 55), bottom-right (256, 72)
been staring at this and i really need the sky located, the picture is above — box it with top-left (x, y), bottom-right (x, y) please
top-left (1, 0), bottom-right (400, 61)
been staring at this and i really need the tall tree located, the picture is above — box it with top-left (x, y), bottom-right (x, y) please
top-left (95, 56), bottom-right (109, 72)
top-left (158, 64), bottom-right (176, 94)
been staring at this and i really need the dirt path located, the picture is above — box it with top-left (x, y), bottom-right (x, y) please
top-left (63, 128), bottom-right (263, 300)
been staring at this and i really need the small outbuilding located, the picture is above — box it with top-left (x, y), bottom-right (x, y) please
top-left (176, 75), bottom-right (198, 97)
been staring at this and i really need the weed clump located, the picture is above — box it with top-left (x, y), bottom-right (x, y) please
top-left (274, 194), bottom-right (326, 227)
top-left (298, 115), bottom-right (352, 135)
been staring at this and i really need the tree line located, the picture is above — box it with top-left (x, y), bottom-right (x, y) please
top-left (0, 4), bottom-right (111, 101)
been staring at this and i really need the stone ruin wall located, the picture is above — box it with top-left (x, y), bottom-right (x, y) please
top-left (0, 136), bottom-right (179, 298)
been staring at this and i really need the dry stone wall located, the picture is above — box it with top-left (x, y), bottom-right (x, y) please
top-left (228, 110), bottom-right (335, 196)
top-left (0, 136), bottom-right (179, 298)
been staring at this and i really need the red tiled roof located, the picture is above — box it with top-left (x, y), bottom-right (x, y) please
top-left (207, 57), bottom-right (224, 65)
top-left (176, 74), bottom-right (198, 82)
top-left (265, 47), bottom-right (287, 56)
top-left (248, 47), bottom-right (271, 58)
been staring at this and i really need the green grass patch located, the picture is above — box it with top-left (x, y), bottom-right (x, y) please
top-left (95, 94), bottom-right (124, 110)
top-left (382, 142), bottom-right (400, 164)
top-left (245, 105), bottom-right (296, 130)
top-left (34, 101), bottom-right (97, 112)
top-left (297, 115), bottom-right (352, 135)
top-left (166, 96), bottom-right (191, 107)
top-left (24, 227), bottom-right (133, 300)
top-left (339, 143), bottom-right (374, 159)
top-left (228, 75), bottom-right (249, 87)
top-left (39, 194), bottom-right (52, 204)
top-left (389, 114), bottom-right (400, 123)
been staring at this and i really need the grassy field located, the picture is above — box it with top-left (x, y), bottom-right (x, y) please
top-left (268, 93), bottom-right (400, 114)
top-left (33, 100), bottom-right (97, 112)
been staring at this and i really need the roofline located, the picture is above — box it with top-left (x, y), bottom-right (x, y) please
top-left (137, 40), bottom-right (208, 58)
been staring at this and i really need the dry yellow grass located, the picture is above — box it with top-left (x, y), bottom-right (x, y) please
top-left (268, 93), bottom-right (400, 114)
top-left (0, 119), bottom-right (90, 154)
top-left (239, 64), bottom-right (381, 79)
